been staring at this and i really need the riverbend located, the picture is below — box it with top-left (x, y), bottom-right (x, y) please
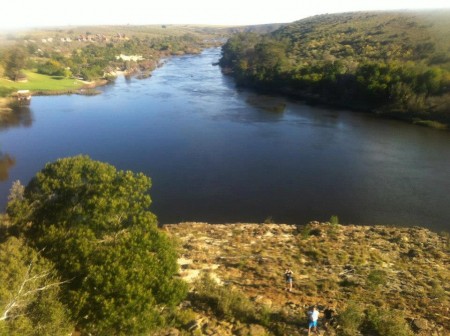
top-left (1, 48), bottom-right (449, 232)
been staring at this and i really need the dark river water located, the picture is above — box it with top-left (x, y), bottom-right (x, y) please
top-left (1, 48), bottom-right (450, 232)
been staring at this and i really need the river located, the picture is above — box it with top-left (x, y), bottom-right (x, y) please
top-left (1, 48), bottom-right (450, 232)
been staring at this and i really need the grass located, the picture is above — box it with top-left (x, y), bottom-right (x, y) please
top-left (0, 71), bottom-right (84, 93)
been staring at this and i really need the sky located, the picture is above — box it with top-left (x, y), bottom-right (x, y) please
top-left (2, 0), bottom-right (450, 30)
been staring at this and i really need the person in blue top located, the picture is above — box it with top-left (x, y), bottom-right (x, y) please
top-left (284, 268), bottom-right (293, 292)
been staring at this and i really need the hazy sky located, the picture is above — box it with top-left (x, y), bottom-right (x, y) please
top-left (2, 0), bottom-right (450, 30)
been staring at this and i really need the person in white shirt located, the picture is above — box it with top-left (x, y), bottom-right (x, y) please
top-left (308, 305), bottom-right (319, 335)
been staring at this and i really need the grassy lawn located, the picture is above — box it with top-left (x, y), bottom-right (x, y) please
top-left (0, 70), bottom-right (84, 93)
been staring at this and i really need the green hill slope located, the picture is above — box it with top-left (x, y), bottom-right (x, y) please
top-left (220, 11), bottom-right (450, 128)
top-left (273, 11), bottom-right (450, 66)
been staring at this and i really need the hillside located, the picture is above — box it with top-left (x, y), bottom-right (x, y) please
top-left (162, 222), bottom-right (449, 336)
top-left (220, 11), bottom-right (450, 129)
top-left (273, 11), bottom-right (450, 67)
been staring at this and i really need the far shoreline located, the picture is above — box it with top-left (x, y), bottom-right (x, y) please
top-left (2, 46), bottom-right (449, 133)
top-left (0, 52), bottom-right (173, 110)
top-left (0, 71), bottom-right (137, 111)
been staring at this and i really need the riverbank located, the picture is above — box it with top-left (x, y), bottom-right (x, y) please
top-left (228, 78), bottom-right (450, 132)
top-left (0, 76), bottom-right (112, 111)
top-left (161, 221), bottom-right (449, 336)
top-left (0, 53), bottom-right (176, 111)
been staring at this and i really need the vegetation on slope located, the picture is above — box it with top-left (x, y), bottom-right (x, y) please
top-left (165, 222), bottom-right (449, 336)
top-left (220, 11), bottom-right (450, 128)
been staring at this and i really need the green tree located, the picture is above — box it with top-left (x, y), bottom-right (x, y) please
top-left (36, 59), bottom-right (67, 77)
top-left (7, 155), bottom-right (187, 335)
top-left (0, 236), bottom-right (72, 336)
top-left (251, 38), bottom-right (289, 83)
top-left (3, 46), bottom-right (28, 81)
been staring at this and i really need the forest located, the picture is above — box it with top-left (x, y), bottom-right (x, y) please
top-left (219, 11), bottom-right (450, 128)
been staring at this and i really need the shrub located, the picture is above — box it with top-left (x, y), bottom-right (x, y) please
top-left (428, 280), bottom-right (446, 299)
top-left (337, 302), bottom-right (365, 336)
top-left (318, 278), bottom-right (339, 292)
top-left (367, 269), bottom-right (388, 287)
top-left (299, 224), bottom-right (311, 239)
top-left (328, 215), bottom-right (340, 237)
top-left (330, 215), bottom-right (339, 225)
top-left (264, 216), bottom-right (275, 224)
top-left (191, 273), bottom-right (259, 323)
top-left (365, 306), bottom-right (413, 336)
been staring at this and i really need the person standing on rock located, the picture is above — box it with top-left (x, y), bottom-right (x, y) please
top-left (307, 305), bottom-right (319, 335)
top-left (284, 268), bottom-right (293, 292)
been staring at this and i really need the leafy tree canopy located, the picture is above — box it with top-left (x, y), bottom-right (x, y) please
top-left (2, 46), bottom-right (28, 81)
top-left (7, 155), bottom-right (187, 334)
top-left (0, 236), bottom-right (72, 336)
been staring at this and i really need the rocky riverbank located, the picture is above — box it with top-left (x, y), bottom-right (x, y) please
top-left (160, 222), bottom-right (449, 336)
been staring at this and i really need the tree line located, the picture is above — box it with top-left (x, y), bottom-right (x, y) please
top-left (219, 12), bottom-right (450, 128)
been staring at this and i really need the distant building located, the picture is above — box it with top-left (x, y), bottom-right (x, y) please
top-left (116, 54), bottom-right (144, 62)
top-left (14, 90), bottom-right (31, 105)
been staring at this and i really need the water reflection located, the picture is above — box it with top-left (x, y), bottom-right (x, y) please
top-left (0, 106), bottom-right (32, 130)
top-left (245, 94), bottom-right (287, 113)
top-left (0, 153), bottom-right (15, 181)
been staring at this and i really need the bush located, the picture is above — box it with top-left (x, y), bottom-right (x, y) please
top-left (191, 273), bottom-right (258, 323)
top-left (337, 302), bottom-right (365, 336)
top-left (330, 215), bottom-right (339, 225)
top-left (299, 224), bottom-right (311, 239)
top-left (365, 306), bottom-right (413, 336)
top-left (366, 269), bottom-right (388, 287)
top-left (36, 60), bottom-right (66, 77)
